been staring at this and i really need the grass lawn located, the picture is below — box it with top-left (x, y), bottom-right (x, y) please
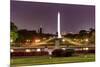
top-left (11, 54), bottom-right (95, 67)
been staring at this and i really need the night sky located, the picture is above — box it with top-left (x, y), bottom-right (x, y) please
top-left (11, 0), bottom-right (95, 34)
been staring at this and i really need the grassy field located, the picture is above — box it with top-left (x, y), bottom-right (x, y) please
top-left (11, 54), bottom-right (95, 67)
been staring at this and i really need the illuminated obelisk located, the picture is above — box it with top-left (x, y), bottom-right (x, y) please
top-left (58, 12), bottom-right (61, 38)
top-left (55, 12), bottom-right (62, 49)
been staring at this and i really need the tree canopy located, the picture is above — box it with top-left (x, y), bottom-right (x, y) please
top-left (10, 22), bottom-right (18, 43)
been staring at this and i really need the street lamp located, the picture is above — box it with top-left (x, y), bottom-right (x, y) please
top-left (36, 48), bottom-right (41, 52)
top-left (25, 49), bottom-right (31, 52)
top-left (85, 38), bottom-right (89, 42)
top-left (35, 39), bottom-right (40, 43)
top-left (62, 48), bottom-right (66, 50)
top-left (85, 38), bottom-right (89, 45)
top-left (11, 49), bottom-right (14, 52)
top-left (10, 39), bottom-right (13, 43)
top-left (62, 39), bottom-right (65, 42)
top-left (83, 48), bottom-right (89, 51)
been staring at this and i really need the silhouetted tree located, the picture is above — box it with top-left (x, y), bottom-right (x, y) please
top-left (11, 22), bottom-right (17, 32)
top-left (79, 30), bottom-right (88, 39)
top-left (10, 22), bottom-right (18, 43)
top-left (88, 28), bottom-right (95, 44)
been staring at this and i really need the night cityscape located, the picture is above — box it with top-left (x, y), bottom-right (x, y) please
top-left (10, 0), bottom-right (95, 66)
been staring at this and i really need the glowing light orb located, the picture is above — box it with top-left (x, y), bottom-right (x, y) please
top-left (36, 49), bottom-right (41, 52)
top-left (25, 49), bottom-right (31, 52)
top-left (11, 49), bottom-right (14, 52)
top-left (83, 48), bottom-right (89, 50)
top-left (35, 39), bottom-right (40, 43)
top-left (62, 39), bottom-right (65, 42)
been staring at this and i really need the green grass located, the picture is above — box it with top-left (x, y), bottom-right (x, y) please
top-left (11, 54), bottom-right (95, 67)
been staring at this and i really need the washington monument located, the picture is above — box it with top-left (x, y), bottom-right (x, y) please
top-left (55, 12), bottom-right (62, 49)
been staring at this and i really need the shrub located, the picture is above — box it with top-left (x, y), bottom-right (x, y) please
top-left (11, 51), bottom-right (49, 57)
top-left (52, 49), bottom-right (64, 57)
top-left (52, 48), bottom-right (75, 57)
top-left (63, 48), bottom-right (75, 57)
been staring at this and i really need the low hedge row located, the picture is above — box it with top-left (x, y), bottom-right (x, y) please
top-left (52, 48), bottom-right (75, 57)
top-left (11, 49), bottom-right (95, 57)
top-left (75, 49), bottom-right (95, 54)
top-left (11, 51), bottom-right (48, 57)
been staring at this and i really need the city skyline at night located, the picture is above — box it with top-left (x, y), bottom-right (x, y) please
top-left (11, 0), bottom-right (95, 34)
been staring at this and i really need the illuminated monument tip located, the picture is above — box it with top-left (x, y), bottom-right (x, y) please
top-left (58, 12), bottom-right (62, 38)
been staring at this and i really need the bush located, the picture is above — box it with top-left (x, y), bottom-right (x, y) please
top-left (52, 48), bottom-right (75, 57)
top-left (11, 51), bottom-right (49, 57)
top-left (52, 49), bottom-right (64, 57)
top-left (63, 49), bottom-right (75, 57)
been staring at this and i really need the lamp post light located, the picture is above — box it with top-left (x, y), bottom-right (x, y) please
top-left (25, 49), bottom-right (31, 52)
top-left (62, 48), bottom-right (66, 50)
top-left (83, 48), bottom-right (89, 51)
top-left (85, 38), bottom-right (89, 45)
top-left (11, 49), bottom-right (14, 53)
top-left (35, 39), bottom-right (41, 43)
top-left (10, 39), bottom-right (13, 43)
top-left (36, 48), bottom-right (41, 52)
top-left (85, 38), bottom-right (89, 42)
top-left (62, 39), bottom-right (65, 42)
